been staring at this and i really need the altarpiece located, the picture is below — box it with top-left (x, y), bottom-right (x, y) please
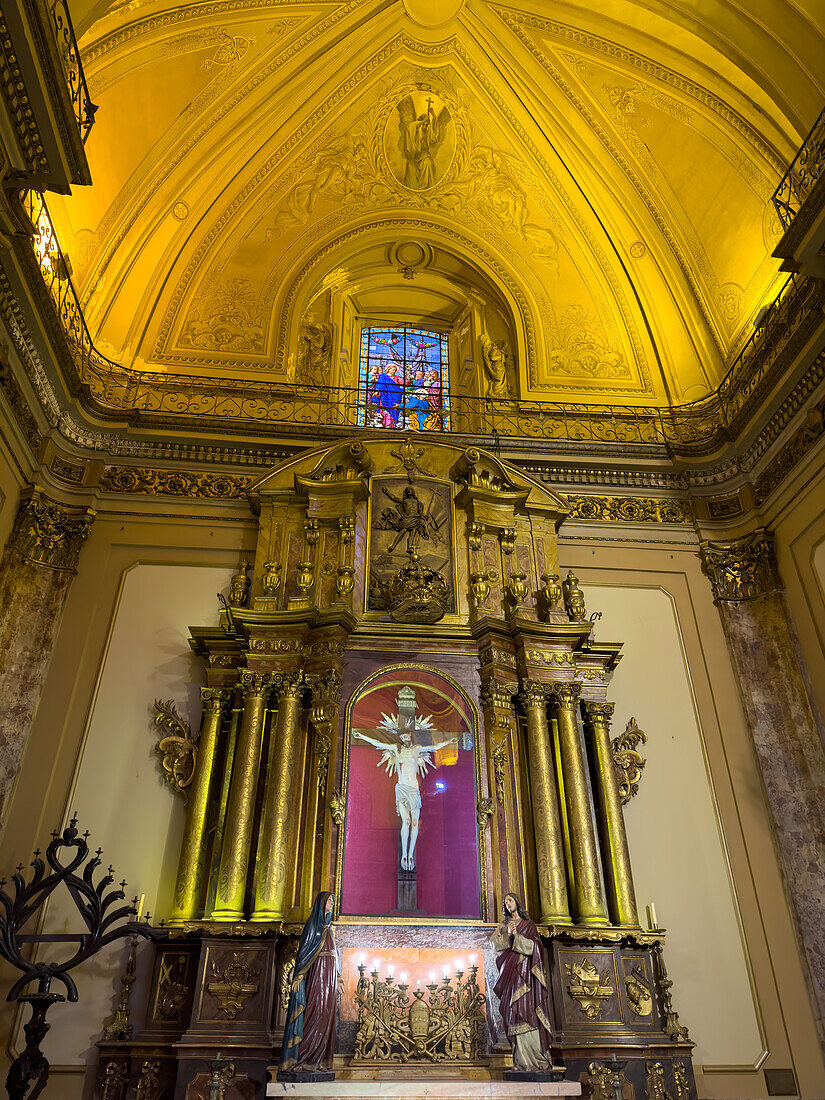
top-left (94, 437), bottom-right (696, 1100)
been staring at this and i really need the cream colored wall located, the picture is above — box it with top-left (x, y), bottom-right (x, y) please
top-left (588, 583), bottom-right (760, 1072)
top-left (563, 530), bottom-right (825, 1099)
top-left (0, 509), bottom-right (254, 1097)
top-left (31, 563), bottom-right (230, 1071)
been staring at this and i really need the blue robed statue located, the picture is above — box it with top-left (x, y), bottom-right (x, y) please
top-left (279, 891), bottom-right (341, 1078)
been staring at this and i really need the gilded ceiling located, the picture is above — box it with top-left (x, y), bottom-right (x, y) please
top-left (45, 0), bottom-right (825, 407)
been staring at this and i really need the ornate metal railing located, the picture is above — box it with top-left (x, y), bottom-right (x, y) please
top-left (49, 0), bottom-right (98, 144)
top-left (772, 105), bottom-right (825, 229)
top-left (19, 192), bottom-right (817, 455)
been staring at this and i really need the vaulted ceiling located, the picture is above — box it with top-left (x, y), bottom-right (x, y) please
top-left (46, 0), bottom-right (825, 407)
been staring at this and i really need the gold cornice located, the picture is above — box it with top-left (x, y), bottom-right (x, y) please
top-left (99, 465), bottom-right (253, 499)
top-left (565, 495), bottom-right (690, 524)
top-left (93, 464), bottom-right (697, 524)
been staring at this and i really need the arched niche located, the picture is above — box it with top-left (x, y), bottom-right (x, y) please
top-left (276, 221), bottom-right (533, 402)
top-left (337, 664), bottom-right (485, 922)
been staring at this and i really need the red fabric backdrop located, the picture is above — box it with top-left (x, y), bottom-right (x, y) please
top-left (340, 673), bottom-right (481, 919)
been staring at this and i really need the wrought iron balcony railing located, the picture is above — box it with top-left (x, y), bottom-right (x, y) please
top-left (50, 0), bottom-right (97, 144)
top-left (772, 105), bottom-right (825, 230)
top-left (19, 191), bottom-right (819, 456)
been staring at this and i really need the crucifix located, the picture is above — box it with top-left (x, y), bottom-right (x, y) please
top-left (352, 686), bottom-right (457, 909)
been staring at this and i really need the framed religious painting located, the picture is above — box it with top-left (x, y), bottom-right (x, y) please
top-left (366, 475), bottom-right (456, 618)
top-left (336, 666), bottom-right (485, 922)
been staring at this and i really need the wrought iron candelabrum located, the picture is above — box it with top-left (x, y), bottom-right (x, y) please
top-left (353, 960), bottom-right (486, 1065)
top-left (0, 817), bottom-right (163, 1100)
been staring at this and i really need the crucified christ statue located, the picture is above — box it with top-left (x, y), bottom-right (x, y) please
top-left (352, 689), bottom-right (457, 871)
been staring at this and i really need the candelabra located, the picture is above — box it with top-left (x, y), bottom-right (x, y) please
top-left (353, 959), bottom-right (485, 1065)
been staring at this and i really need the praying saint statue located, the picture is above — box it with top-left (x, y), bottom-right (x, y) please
top-left (352, 691), bottom-right (457, 871)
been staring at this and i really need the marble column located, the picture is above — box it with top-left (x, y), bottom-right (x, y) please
top-left (701, 529), bottom-right (825, 1042)
top-left (0, 486), bottom-right (94, 824)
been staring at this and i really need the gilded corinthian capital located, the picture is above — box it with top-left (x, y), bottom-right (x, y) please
top-left (548, 681), bottom-right (583, 709)
top-left (200, 687), bottom-right (229, 715)
top-left (239, 670), bottom-right (275, 699)
top-left (517, 679), bottom-right (549, 709)
top-left (480, 677), bottom-right (518, 710)
top-left (582, 701), bottom-right (615, 725)
top-left (8, 488), bottom-right (94, 572)
top-left (699, 528), bottom-right (781, 602)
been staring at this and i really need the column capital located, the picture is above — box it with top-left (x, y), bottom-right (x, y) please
top-left (202, 686), bottom-right (233, 712)
top-left (239, 670), bottom-right (275, 699)
top-left (307, 668), bottom-right (342, 705)
top-left (8, 487), bottom-right (95, 572)
top-left (271, 670), bottom-right (305, 700)
top-left (548, 681), bottom-right (583, 708)
top-left (582, 700), bottom-right (615, 725)
top-left (699, 528), bottom-right (781, 602)
top-left (200, 687), bottom-right (230, 715)
top-left (518, 679), bottom-right (549, 709)
top-left (480, 677), bottom-right (518, 710)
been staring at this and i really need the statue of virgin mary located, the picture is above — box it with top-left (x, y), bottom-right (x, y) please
top-left (279, 891), bottom-right (341, 1078)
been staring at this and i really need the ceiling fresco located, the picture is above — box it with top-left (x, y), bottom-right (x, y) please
top-left (44, 0), bottom-right (825, 407)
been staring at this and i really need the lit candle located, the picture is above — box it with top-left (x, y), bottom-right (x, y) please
top-left (442, 965), bottom-right (449, 978)
top-left (469, 954), bottom-right (477, 965)
top-left (400, 972), bottom-right (408, 984)
top-left (647, 902), bottom-right (658, 930)
top-left (387, 964), bottom-right (394, 978)
top-left (417, 980), bottom-right (421, 990)
top-left (372, 958), bottom-right (380, 971)
top-left (455, 958), bottom-right (464, 972)
top-left (429, 972), bottom-right (436, 984)
top-left (358, 954), bottom-right (365, 966)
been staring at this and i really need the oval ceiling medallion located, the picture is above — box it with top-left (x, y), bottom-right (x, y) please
top-left (384, 90), bottom-right (456, 192)
top-left (402, 0), bottom-right (464, 27)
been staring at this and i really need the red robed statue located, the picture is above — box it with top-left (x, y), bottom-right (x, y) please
top-left (490, 892), bottom-right (556, 1073)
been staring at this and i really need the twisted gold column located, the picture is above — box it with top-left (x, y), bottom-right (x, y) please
top-left (549, 682), bottom-right (609, 926)
top-left (168, 687), bottom-right (228, 925)
top-left (211, 671), bottom-right (272, 920)
top-left (252, 674), bottom-right (305, 921)
top-left (520, 681), bottom-right (571, 925)
top-left (583, 701), bottom-right (639, 927)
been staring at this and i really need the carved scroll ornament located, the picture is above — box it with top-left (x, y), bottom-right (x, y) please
top-left (611, 717), bottom-right (647, 804)
top-left (152, 700), bottom-right (197, 801)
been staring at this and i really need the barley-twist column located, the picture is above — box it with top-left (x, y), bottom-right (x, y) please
top-left (212, 670), bottom-right (273, 920)
top-left (549, 682), bottom-right (609, 926)
top-left (168, 687), bottom-right (229, 925)
top-left (252, 673), bottom-right (305, 922)
top-left (519, 680), bottom-right (571, 925)
top-left (583, 700), bottom-right (639, 928)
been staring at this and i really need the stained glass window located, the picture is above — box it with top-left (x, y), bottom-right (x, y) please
top-left (358, 325), bottom-right (450, 430)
